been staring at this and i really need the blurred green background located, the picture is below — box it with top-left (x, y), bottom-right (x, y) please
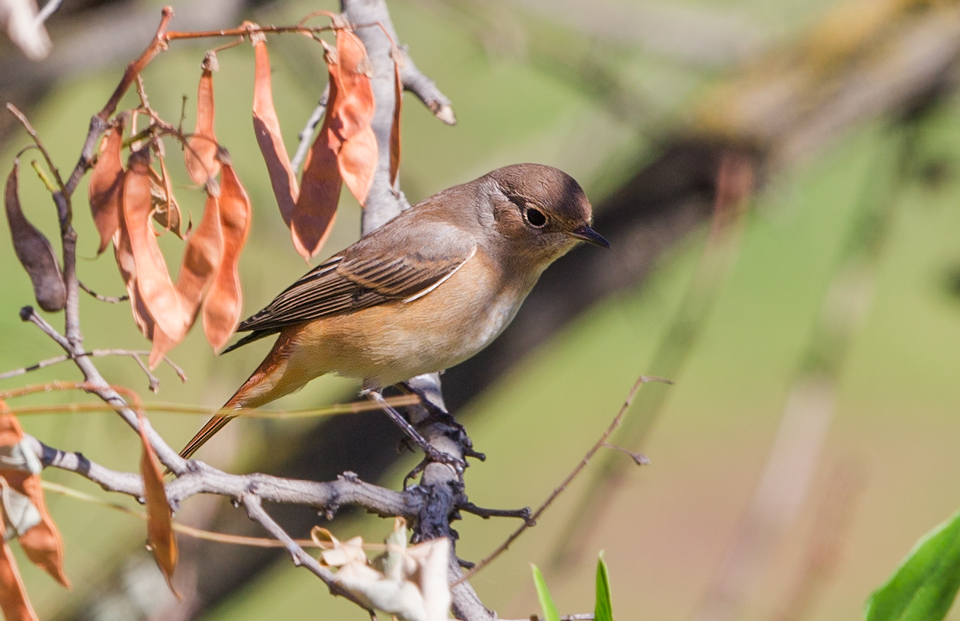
top-left (2, 0), bottom-right (960, 619)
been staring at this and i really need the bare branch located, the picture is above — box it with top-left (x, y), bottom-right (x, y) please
top-left (78, 280), bottom-right (129, 303)
top-left (290, 84), bottom-right (329, 173)
top-left (397, 46), bottom-right (456, 125)
top-left (458, 374), bottom-right (672, 584)
top-left (241, 494), bottom-right (372, 611)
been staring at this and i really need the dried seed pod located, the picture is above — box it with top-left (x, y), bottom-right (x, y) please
top-left (203, 153), bottom-right (251, 351)
top-left (332, 28), bottom-right (376, 204)
top-left (184, 52), bottom-right (220, 185)
top-left (138, 416), bottom-right (180, 599)
top-left (88, 117), bottom-right (126, 254)
top-left (0, 408), bottom-right (69, 588)
top-left (123, 148), bottom-right (186, 341)
top-left (390, 52), bottom-right (402, 186)
top-left (149, 159), bottom-right (183, 238)
top-left (251, 30), bottom-right (299, 227)
top-left (4, 159), bottom-right (66, 312)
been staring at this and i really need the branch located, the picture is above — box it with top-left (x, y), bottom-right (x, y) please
top-left (457, 374), bottom-right (668, 585)
top-left (241, 495), bottom-right (374, 611)
top-left (290, 84), bottom-right (329, 173)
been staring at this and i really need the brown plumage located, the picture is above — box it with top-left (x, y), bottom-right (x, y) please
top-left (179, 164), bottom-right (608, 460)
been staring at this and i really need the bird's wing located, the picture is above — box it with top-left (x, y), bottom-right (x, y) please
top-left (230, 223), bottom-right (477, 344)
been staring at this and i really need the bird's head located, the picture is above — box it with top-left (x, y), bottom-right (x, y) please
top-left (481, 164), bottom-right (608, 266)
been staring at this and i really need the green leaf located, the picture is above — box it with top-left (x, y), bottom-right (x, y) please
top-left (865, 508), bottom-right (960, 621)
top-left (595, 553), bottom-right (614, 621)
top-left (532, 564), bottom-right (561, 621)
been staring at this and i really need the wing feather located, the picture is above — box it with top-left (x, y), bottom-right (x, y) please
top-left (228, 223), bottom-right (477, 349)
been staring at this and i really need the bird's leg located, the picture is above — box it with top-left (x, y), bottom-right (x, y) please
top-left (397, 380), bottom-right (486, 462)
top-left (365, 390), bottom-right (466, 473)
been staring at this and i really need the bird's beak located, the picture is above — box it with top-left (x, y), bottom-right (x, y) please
top-left (568, 224), bottom-right (610, 248)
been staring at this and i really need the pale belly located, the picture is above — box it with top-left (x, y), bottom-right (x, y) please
top-left (284, 253), bottom-right (534, 389)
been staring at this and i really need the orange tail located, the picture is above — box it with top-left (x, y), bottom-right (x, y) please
top-left (179, 392), bottom-right (245, 461)
top-left (179, 331), bottom-right (309, 460)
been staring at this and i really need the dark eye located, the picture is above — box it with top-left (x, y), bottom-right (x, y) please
top-left (524, 206), bottom-right (547, 227)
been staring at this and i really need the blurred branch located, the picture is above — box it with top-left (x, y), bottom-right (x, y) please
top-left (548, 151), bottom-right (754, 567)
top-left (690, 122), bottom-right (916, 621)
top-left (290, 84), bottom-right (328, 174)
top-left (772, 461), bottom-right (865, 621)
top-left (460, 374), bottom-right (667, 584)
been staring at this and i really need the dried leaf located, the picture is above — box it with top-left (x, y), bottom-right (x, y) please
top-left (0, 407), bottom-right (69, 587)
top-left (313, 523), bottom-right (451, 621)
top-left (251, 30), bottom-right (299, 227)
top-left (149, 160), bottom-right (183, 239)
top-left (123, 148), bottom-right (186, 341)
top-left (338, 126), bottom-right (378, 207)
top-left (176, 191), bottom-right (222, 325)
top-left (390, 53), bottom-right (402, 186)
top-left (333, 28), bottom-right (377, 204)
top-left (184, 52), bottom-right (220, 185)
top-left (113, 224), bottom-right (155, 340)
top-left (0, 535), bottom-right (37, 621)
top-left (202, 154), bottom-right (251, 351)
top-left (5, 158), bottom-right (66, 312)
top-left (138, 415), bottom-right (180, 599)
top-left (88, 117), bottom-right (126, 254)
top-left (148, 188), bottom-right (223, 368)
top-left (293, 44), bottom-right (342, 260)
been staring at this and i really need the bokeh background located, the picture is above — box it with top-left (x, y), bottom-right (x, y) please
top-left (2, 0), bottom-right (960, 619)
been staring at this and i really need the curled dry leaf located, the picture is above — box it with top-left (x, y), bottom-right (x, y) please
top-left (88, 116), bottom-right (126, 254)
top-left (0, 404), bottom-right (69, 588)
top-left (202, 153), bottom-right (251, 351)
top-left (313, 522), bottom-right (451, 621)
top-left (5, 159), bottom-right (66, 313)
top-left (293, 28), bottom-right (377, 260)
top-left (174, 191), bottom-right (222, 323)
top-left (293, 41), bottom-right (341, 260)
top-left (138, 414), bottom-right (180, 599)
top-left (250, 29), bottom-right (299, 227)
top-left (113, 224), bottom-right (155, 339)
top-left (184, 52), bottom-right (220, 185)
top-left (123, 148), bottom-right (186, 342)
top-left (149, 159), bottom-right (183, 239)
top-left (0, 533), bottom-right (37, 621)
top-left (390, 50), bottom-right (402, 186)
top-left (149, 187), bottom-right (223, 368)
top-left (332, 28), bottom-right (377, 205)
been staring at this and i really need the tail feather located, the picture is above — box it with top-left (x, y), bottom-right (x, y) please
top-left (179, 329), bottom-right (306, 460)
top-left (179, 408), bottom-right (238, 461)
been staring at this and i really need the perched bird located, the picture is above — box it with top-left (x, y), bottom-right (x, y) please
top-left (179, 164), bottom-right (608, 460)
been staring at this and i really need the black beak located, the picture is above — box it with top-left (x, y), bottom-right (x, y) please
top-left (569, 224), bottom-right (610, 248)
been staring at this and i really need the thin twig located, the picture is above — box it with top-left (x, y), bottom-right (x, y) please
top-left (601, 442), bottom-right (650, 465)
top-left (455, 374), bottom-right (671, 585)
top-left (3, 394), bottom-right (418, 417)
top-left (78, 281), bottom-right (129, 303)
top-left (19, 306), bottom-right (187, 472)
top-left (241, 494), bottom-right (373, 611)
top-left (291, 84), bottom-right (329, 173)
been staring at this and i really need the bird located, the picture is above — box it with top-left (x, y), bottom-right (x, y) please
top-left (179, 163), bottom-right (609, 460)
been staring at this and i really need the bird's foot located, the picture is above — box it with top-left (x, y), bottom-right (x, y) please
top-left (402, 448), bottom-right (467, 489)
top-left (366, 390), bottom-right (467, 478)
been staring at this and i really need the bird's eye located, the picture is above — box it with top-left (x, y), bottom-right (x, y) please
top-left (524, 206), bottom-right (547, 228)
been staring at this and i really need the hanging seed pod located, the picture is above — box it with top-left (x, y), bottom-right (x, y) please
top-left (4, 159), bottom-right (66, 312)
